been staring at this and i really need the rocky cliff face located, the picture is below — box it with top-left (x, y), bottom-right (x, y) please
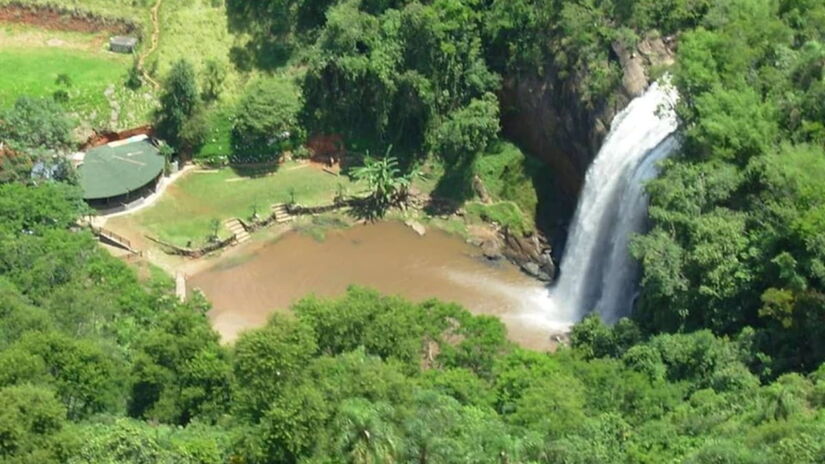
top-left (499, 35), bottom-right (676, 198)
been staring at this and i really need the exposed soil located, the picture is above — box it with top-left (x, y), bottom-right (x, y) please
top-left (82, 125), bottom-right (154, 150)
top-left (0, 3), bottom-right (138, 36)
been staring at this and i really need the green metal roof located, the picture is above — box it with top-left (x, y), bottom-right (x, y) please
top-left (78, 137), bottom-right (164, 200)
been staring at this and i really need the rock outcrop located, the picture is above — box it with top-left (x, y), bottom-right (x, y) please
top-left (499, 34), bottom-right (676, 198)
top-left (502, 228), bottom-right (555, 282)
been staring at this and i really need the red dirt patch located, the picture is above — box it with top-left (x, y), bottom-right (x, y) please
top-left (306, 133), bottom-right (345, 166)
top-left (82, 125), bottom-right (154, 150)
top-left (0, 3), bottom-right (139, 36)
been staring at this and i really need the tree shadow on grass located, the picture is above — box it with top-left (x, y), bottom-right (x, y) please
top-left (229, 42), bottom-right (291, 73)
top-left (424, 160), bottom-right (475, 216)
top-left (225, 0), bottom-right (293, 72)
top-left (347, 198), bottom-right (384, 222)
top-left (229, 162), bottom-right (280, 178)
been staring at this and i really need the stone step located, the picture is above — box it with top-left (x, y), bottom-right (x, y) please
top-left (224, 219), bottom-right (245, 229)
top-left (224, 218), bottom-right (252, 245)
top-left (270, 203), bottom-right (294, 224)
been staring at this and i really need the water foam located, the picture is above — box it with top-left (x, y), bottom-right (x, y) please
top-left (540, 79), bottom-right (680, 326)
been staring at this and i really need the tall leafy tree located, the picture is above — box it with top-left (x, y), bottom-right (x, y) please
top-left (155, 60), bottom-right (200, 150)
top-left (0, 385), bottom-right (65, 463)
top-left (352, 155), bottom-right (418, 216)
top-left (231, 77), bottom-right (302, 162)
top-left (232, 314), bottom-right (317, 420)
top-left (129, 305), bottom-right (232, 425)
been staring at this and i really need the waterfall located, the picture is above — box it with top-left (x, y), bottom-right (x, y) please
top-left (543, 79), bottom-right (680, 326)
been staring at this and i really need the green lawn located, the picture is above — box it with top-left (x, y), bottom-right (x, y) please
top-left (0, 23), bottom-right (155, 128)
top-left (0, 45), bottom-right (127, 106)
top-left (116, 163), bottom-right (359, 246)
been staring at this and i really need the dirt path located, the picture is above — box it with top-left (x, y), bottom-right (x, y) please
top-left (138, 0), bottom-right (162, 89)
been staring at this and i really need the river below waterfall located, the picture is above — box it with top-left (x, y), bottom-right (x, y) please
top-left (189, 221), bottom-right (559, 350)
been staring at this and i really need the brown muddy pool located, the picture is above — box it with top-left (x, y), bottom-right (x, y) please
top-left (189, 221), bottom-right (564, 350)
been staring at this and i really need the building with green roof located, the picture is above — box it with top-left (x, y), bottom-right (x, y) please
top-left (77, 135), bottom-right (165, 207)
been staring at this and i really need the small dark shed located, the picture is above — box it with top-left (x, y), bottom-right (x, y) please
top-left (110, 36), bottom-right (138, 54)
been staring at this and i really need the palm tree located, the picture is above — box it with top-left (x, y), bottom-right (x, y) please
top-left (332, 398), bottom-right (399, 464)
top-left (352, 147), bottom-right (419, 217)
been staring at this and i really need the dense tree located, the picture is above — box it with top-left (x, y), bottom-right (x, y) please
top-left (12, 331), bottom-right (126, 420)
top-left (631, 0), bottom-right (825, 375)
top-left (0, 97), bottom-right (74, 153)
top-left (324, 398), bottom-right (399, 464)
top-left (300, 0), bottom-right (499, 164)
top-left (0, 182), bottom-right (86, 236)
top-left (239, 381), bottom-right (329, 464)
top-left (231, 77), bottom-right (302, 162)
top-left (232, 314), bottom-right (318, 420)
top-left (200, 59), bottom-right (227, 102)
top-left (63, 419), bottom-right (230, 464)
top-left (155, 60), bottom-right (200, 150)
top-left (428, 93), bottom-right (500, 163)
top-left (2, 1), bottom-right (825, 462)
top-left (0, 97), bottom-right (76, 182)
top-left (129, 305), bottom-right (232, 425)
top-left (0, 385), bottom-right (65, 463)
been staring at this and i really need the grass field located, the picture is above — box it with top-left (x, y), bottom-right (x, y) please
top-left (109, 163), bottom-right (360, 247)
top-left (0, 25), bottom-right (126, 104)
top-left (0, 24), bottom-right (155, 128)
top-left (1, 0), bottom-right (297, 139)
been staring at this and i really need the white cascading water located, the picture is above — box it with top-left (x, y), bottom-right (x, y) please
top-left (526, 79), bottom-right (680, 329)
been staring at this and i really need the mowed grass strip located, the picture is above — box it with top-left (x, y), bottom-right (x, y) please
top-left (120, 163), bottom-right (357, 246)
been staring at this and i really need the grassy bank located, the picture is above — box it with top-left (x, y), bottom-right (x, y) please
top-left (0, 0), bottom-right (151, 27)
top-left (410, 141), bottom-right (548, 237)
top-left (107, 162), bottom-right (358, 247)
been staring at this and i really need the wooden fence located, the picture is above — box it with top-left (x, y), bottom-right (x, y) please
top-left (146, 234), bottom-right (237, 258)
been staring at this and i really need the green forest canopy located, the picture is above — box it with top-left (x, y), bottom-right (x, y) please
top-left (1, 0), bottom-right (825, 462)
top-left (0, 182), bottom-right (824, 463)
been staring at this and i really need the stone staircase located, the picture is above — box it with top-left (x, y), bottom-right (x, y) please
top-left (271, 203), bottom-right (294, 224)
top-left (224, 218), bottom-right (251, 244)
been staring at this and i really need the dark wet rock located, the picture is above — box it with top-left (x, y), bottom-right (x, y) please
top-left (521, 262), bottom-right (552, 282)
top-left (499, 34), bottom-right (676, 197)
top-left (481, 238), bottom-right (503, 260)
top-left (501, 228), bottom-right (555, 282)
